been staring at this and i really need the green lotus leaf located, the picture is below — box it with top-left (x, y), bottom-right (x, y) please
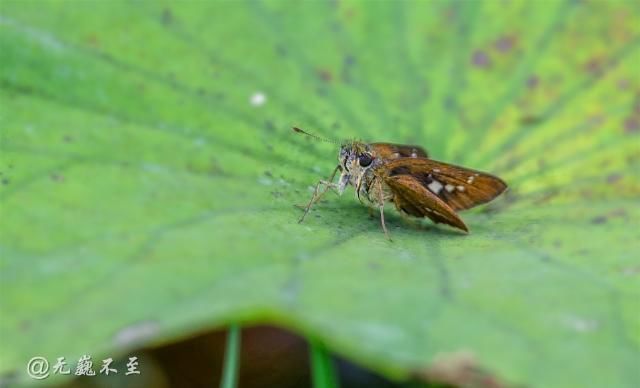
top-left (1, 1), bottom-right (639, 387)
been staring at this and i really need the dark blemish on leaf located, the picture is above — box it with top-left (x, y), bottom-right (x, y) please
top-left (527, 75), bottom-right (539, 89)
top-left (86, 34), bottom-right (100, 48)
top-left (494, 35), bottom-right (515, 53)
top-left (520, 115), bottom-right (543, 125)
top-left (332, 122), bottom-right (341, 130)
top-left (471, 50), bottom-right (491, 68)
top-left (264, 170), bottom-right (273, 178)
top-left (209, 159), bottom-right (226, 176)
top-left (270, 191), bottom-right (283, 198)
top-left (264, 120), bottom-right (275, 132)
top-left (609, 208), bottom-right (627, 218)
top-left (584, 57), bottom-right (605, 76)
top-left (623, 117), bottom-right (638, 133)
top-left (63, 135), bottom-right (73, 143)
top-left (114, 321), bottom-right (159, 347)
top-left (368, 261), bottom-right (380, 271)
top-left (344, 54), bottom-right (356, 66)
top-left (591, 215), bottom-right (607, 224)
top-left (197, 87), bottom-right (206, 96)
top-left (606, 173), bottom-right (622, 184)
top-left (50, 173), bottom-right (65, 183)
top-left (275, 44), bottom-right (288, 57)
top-left (20, 320), bottom-right (30, 332)
top-left (2, 178), bottom-right (10, 185)
top-left (588, 115), bottom-right (605, 126)
top-left (161, 8), bottom-right (173, 25)
top-left (317, 68), bottom-right (333, 83)
top-left (341, 55), bottom-right (356, 83)
top-left (0, 371), bottom-right (18, 386)
top-left (316, 87), bottom-right (328, 97)
top-left (617, 78), bottom-right (630, 90)
top-left (443, 96), bottom-right (456, 111)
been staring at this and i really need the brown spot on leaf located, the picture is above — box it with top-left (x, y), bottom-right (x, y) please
top-left (50, 173), bottom-right (65, 182)
top-left (520, 115), bottom-right (543, 125)
top-left (584, 56), bottom-right (606, 76)
top-left (494, 35), bottom-right (516, 53)
top-left (316, 68), bottom-right (333, 83)
top-left (412, 351), bottom-right (504, 388)
top-left (606, 173), bottom-right (622, 184)
top-left (617, 78), bottom-right (630, 90)
top-left (591, 215), bottom-right (607, 224)
top-left (624, 117), bottom-right (638, 133)
top-left (471, 50), bottom-right (491, 68)
top-left (86, 34), bottom-right (100, 48)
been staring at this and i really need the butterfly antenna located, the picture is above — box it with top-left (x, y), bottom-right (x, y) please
top-left (292, 127), bottom-right (339, 145)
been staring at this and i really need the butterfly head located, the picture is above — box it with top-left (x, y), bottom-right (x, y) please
top-left (339, 141), bottom-right (377, 176)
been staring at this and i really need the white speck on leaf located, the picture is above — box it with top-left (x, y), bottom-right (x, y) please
top-left (258, 176), bottom-right (273, 186)
top-left (250, 91), bottom-right (266, 107)
top-left (562, 315), bottom-right (599, 333)
top-left (114, 321), bottom-right (159, 346)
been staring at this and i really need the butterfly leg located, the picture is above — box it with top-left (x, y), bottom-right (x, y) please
top-left (379, 203), bottom-right (392, 241)
top-left (298, 166), bottom-right (341, 223)
top-left (376, 179), bottom-right (392, 241)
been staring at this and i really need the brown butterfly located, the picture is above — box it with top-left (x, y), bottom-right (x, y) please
top-left (293, 127), bottom-right (507, 239)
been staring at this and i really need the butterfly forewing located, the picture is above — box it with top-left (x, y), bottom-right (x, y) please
top-left (383, 158), bottom-right (507, 211)
top-left (370, 143), bottom-right (428, 160)
top-left (385, 175), bottom-right (468, 231)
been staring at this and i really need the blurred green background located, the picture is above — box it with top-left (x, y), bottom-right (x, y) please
top-left (1, 1), bottom-right (639, 387)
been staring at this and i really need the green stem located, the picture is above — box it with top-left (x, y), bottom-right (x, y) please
top-left (309, 338), bottom-right (339, 388)
top-left (220, 325), bottom-right (241, 388)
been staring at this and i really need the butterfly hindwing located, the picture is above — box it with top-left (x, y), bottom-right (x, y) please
top-left (385, 174), bottom-right (468, 232)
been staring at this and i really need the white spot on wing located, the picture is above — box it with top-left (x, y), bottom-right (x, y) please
top-left (445, 184), bottom-right (455, 192)
top-left (457, 185), bottom-right (465, 192)
top-left (250, 91), bottom-right (266, 107)
top-left (428, 180), bottom-right (444, 194)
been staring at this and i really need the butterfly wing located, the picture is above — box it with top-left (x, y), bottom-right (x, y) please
top-left (370, 143), bottom-right (429, 159)
top-left (385, 175), bottom-right (468, 232)
top-left (383, 158), bottom-right (507, 211)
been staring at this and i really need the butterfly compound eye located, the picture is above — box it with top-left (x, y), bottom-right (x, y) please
top-left (359, 154), bottom-right (373, 167)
